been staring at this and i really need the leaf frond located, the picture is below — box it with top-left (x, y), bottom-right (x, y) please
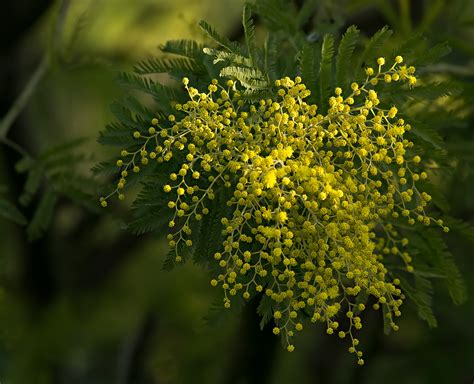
top-left (336, 25), bottom-right (360, 89)
top-left (198, 20), bottom-right (241, 54)
top-left (243, 3), bottom-right (258, 65)
top-left (318, 34), bottom-right (335, 110)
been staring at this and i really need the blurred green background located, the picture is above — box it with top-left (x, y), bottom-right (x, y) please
top-left (0, 0), bottom-right (473, 383)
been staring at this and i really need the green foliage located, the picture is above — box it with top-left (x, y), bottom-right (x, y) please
top-left (262, 34), bottom-right (274, 75)
top-left (134, 57), bottom-right (206, 76)
top-left (0, 0), bottom-right (472, 381)
top-left (242, 4), bottom-right (258, 65)
top-left (318, 34), bottom-right (335, 111)
top-left (250, 0), bottom-right (299, 35)
top-left (117, 72), bottom-right (180, 107)
top-left (198, 20), bottom-right (241, 54)
top-left (26, 189), bottom-right (58, 241)
top-left (203, 48), bottom-right (252, 67)
top-left (299, 42), bottom-right (320, 103)
top-left (336, 25), bottom-right (360, 90)
top-left (357, 26), bottom-right (393, 70)
top-left (442, 216), bottom-right (474, 243)
top-left (397, 224), bottom-right (467, 320)
top-left (399, 274), bottom-right (437, 328)
top-left (193, 188), bottom-right (233, 266)
top-left (127, 181), bottom-right (173, 236)
top-left (0, 193), bottom-right (27, 226)
top-left (413, 41), bottom-right (452, 67)
top-left (407, 120), bottom-right (445, 150)
top-left (419, 229), bottom-right (467, 305)
top-left (295, 0), bottom-right (319, 29)
top-left (257, 294), bottom-right (274, 330)
top-left (219, 66), bottom-right (269, 91)
top-left (417, 181), bottom-right (450, 213)
top-left (19, 165), bottom-right (42, 206)
top-left (95, 0), bottom-right (470, 358)
top-left (160, 39), bottom-right (205, 59)
top-left (0, 139), bottom-right (99, 239)
top-left (99, 98), bottom-right (161, 147)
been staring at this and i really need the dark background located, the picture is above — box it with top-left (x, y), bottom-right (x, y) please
top-left (0, 0), bottom-right (473, 383)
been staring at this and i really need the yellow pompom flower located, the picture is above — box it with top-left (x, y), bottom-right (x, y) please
top-left (102, 56), bottom-right (447, 363)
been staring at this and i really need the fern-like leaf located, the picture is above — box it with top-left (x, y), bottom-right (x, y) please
top-left (19, 166), bottom-right (42, 206)
top-left (203, 296), bottom-right (244, 326)
top-left (0, 197), bottom-right (27, 225)
top-left (336, 25), bottom-right (360, 89)
top-left (53, 174), bottom-right (100, 212)
top-left (399, 275), bottom-right (437, 328)
top-left (98, 121), bottom-right (137, 147)
top-left (203, 48), bottom-right (252, 67)
top-left (198, 20), bottom-right (241, 54)
top-left (408, 229), bottom-right (467, 306)
top-left (220, 66), bottom-right (269, 90)
top-left (296, 0), bottom-right (318, 28)
top-left (128, 182), bottom-right (172, 235)
top-left (134, 57), bottom-right (205, 76)
top-left (408, 121), bottom-right (445, 150)
top-left (357, 26), bottom-right (393, 70)
top-left (15, 156), bottom-right (34, 173)
top-left (386, 82), bottom-right (462, 104)
top-left (243, 3), bottom-right (258, 65)
top-left (412, 41), bottom-right (452, 67)
top-left (160, 39), bottom-right (204, 59)
top-left (257, 294), bottom-right (274, 330)
top-left (318, 34), bottom-right (335, 110)
top-left (193, 189), bottom-right (233, 266)
top-left (442, 216), bottom-right (474, 243)
top-left (116, 72), bottom-right (179, 112)
top-left (416, 181), bottom-right (450, 213)
top-left (163, 219), bottom-right (202, 271)
top-left (251, 0), bottom-right (297, 35)
top-left (422, 230), bottom-right (467, 305)
top-left (264, 33), bottom-right (280, 81)
top-left (27, 189), bottom-right (57, 241)
top-left (299, 42), bottom-right (320, 103)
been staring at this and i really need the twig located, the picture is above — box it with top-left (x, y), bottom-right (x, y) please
top-left (53, 0), bottom-right (72, 47)
top-left (0, 137), bottom-right (31, 158)
top-left (0, 0), bottom-right (71, 140)
top-left (0, 55), bottom-right (49, 139)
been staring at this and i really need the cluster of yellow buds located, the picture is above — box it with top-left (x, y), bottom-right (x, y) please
top-left (101, 56), bottom-right (447, 364)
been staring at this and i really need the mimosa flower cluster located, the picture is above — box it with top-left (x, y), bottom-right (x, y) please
top-left (101, 56), bottom-right (447, 364)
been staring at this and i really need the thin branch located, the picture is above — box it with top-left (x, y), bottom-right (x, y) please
top-left (0, 137), bottom-right (31, 158)
top-left (0, 55), bottom-right (49, 139)
top-left (53, 0), bottom-right (72, 47)
top-left (0, 0), bottom-right (71, 140)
